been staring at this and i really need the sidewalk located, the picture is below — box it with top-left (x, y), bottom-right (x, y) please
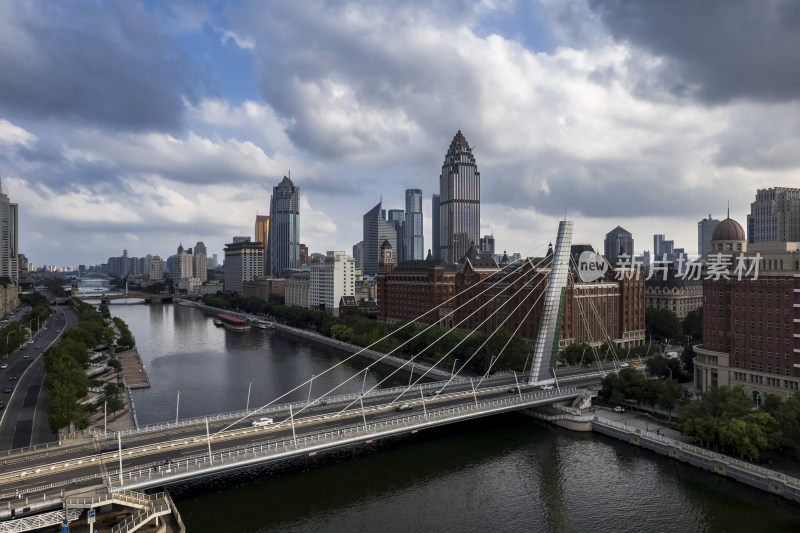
top-left (116, 348), bottom-right (149, 389)
top-left (596, 406), bottom-right (691, 443)
top-left (597, 405), bottom-right (800, 479)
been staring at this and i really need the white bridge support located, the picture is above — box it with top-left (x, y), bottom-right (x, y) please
top-left (529, 220), bottom-right (573, 384)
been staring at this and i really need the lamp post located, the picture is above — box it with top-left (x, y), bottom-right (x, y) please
top-left (246, 382), bottom-right (252, 414)
top-left (451, 358), bottom-right (459, 379)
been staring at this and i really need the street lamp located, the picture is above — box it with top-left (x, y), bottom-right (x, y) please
top-left (451, 358), bottom-right (459, 379)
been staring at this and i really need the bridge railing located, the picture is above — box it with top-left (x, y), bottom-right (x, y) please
top-left (595, 417), bottom-right (800, 489)
top-left (106, 387), bottom-right (579, 489)
top-left (104, 373), bottom-right (516, 440)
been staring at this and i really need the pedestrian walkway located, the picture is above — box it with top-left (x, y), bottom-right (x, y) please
top-left (116, 348), bottom-right (149, 389)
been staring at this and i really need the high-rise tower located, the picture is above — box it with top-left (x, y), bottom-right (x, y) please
top-left (0, 176), bottom-right (18, 282)
top-left (404, 189), bottom-right (424, 261)
top-left (439, 131), bottom-right (480, 263)
top-left (363, 201), bottom-right (397, 276)
top-left (267, 176), bottom-right (300, 277)
top-left (255, 215), bottom-right (270, 275)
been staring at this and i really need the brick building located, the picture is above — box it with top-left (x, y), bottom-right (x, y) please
top-left (694, 216), bottom-right (800, 402)
top-left (377, 241), bottom-right (459, 326)
top-left (378, 242), bottom-right (645, 348)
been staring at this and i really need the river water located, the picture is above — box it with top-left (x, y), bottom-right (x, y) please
top-left (109, 302), bottom-right (800, 532)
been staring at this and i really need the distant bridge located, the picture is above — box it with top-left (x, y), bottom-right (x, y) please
top-left (75, 293), bottom-right (174, 304)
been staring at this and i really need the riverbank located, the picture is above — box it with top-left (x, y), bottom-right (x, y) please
top-left (590, 406), bottom-right (800, 503)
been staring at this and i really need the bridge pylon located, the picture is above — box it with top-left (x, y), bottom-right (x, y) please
top-left (529, 220), bottom-right (573, 384)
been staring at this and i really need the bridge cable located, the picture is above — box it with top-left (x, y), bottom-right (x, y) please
top-left (211, 238), bottom-right (555, 436)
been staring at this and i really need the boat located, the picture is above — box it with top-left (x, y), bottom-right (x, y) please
top-left (216, 314), bottom-right (250, 331)
top-left (213, 318), bottom-right (223, 327)
top-left (255, 321), bottom-right (273, 330)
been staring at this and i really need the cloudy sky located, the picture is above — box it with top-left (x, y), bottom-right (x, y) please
top-left (1, 0), bottom-right (799, 269)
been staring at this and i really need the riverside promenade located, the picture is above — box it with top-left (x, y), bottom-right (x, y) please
top-left (591, 406), bottom-right (800, 503)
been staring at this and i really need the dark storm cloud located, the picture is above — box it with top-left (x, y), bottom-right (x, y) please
top-left (587, 0), bottom-right (800, 104)
top-left (0, 1), bottom-right (206, 132)
top-left (485, 151), bottom-right (714, 219)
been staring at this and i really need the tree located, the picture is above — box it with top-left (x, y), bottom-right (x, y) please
top-left (104, 383), bottom-right (120, 398)
top-left (645, 307), bottom-right (681, 342)
top-left (330, 324), bottom-right (354, 342)
top-left (762, 393), bottom-right (800, 458)
top-left (655, 378), bottom-right (685, 420)
top-left (106, 397), bottom-right (125, 419)
top-left (683, 307), bottom-right (703, 340)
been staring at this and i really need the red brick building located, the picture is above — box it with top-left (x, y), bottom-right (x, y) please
top-left (377, 241), bottom-right (459, 326)
top-left (695, 217), bottom-right (800, 401)
top-left (378, 243), bottom-right (645, 348)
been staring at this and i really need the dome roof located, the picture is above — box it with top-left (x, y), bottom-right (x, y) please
top-left (712, 217), bottom-right (745, 241)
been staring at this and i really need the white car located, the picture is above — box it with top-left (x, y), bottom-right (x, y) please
top-left (619, 362), bottom-right (629, 367)
top-left (614, 406), bottom-right (625, 413)
top-left (251, 417), bottom-right (274, 427)
top-left (540, 385), bottom-right (554, 390)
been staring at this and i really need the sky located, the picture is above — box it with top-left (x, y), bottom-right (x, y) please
top-left (1, 0), bottom-right (799, 269)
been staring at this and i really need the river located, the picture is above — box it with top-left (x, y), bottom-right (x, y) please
top-left (108, 302), bottom-right (800, 532)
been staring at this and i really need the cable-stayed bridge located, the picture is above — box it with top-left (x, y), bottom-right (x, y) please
top-left (1, 221), bottom-right (644, 530)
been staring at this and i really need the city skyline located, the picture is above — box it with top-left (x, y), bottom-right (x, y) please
top-left (1, 2), bottom-right (799, 267)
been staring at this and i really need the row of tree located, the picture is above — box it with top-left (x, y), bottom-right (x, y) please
top-left (202, 293), bottom-right (532, 373)
top-left (1, 293), bottom-right (52, 355)
top-left (601, 367), bottom-right (686, 419)
top-left (44, 299), bottom-right (118, 431)
top-left (676, 386), bottom-right (784, 462)
top-left (645, 306), bottom-right (702, 343)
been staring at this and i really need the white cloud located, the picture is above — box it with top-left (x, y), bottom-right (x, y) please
top-left (218, 28), bottom-right (255, 49)
top-left (0, 119), bottom-right (37, 146)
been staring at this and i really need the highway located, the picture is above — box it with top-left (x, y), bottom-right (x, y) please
top-left (0, 304), bottom-right (75, 451)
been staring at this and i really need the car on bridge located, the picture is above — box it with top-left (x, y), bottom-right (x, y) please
top-left (395, 403), bottom-right (412, 411)
top-left (619, 362), bottom-right (629, 367)
top-left (427, 389), bottom-right (442, 397)
top-left (252, 417), bottom-right (274, 427)
top-left (0, 362), bottom-right (7, 369)
top-left (508, 386), bottom-right (519, 393)
top-left (539, 385), bottom-right (553, 390)
top-left (9, 374), bottom-right (18, 381)
top-left (96, 444), bottom-right (127, 454)
top-left (3, 386), bottom-right (12, 393)
top-left (614, 406), bottom-right (625, 413)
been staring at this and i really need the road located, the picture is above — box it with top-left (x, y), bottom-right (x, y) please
top-left (0, 304), bottom-right (76, 451)
top-left (0, 373), bottom-right (599, 496)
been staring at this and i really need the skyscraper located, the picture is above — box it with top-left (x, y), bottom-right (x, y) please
top-left (747, 187), bottom-right (800, 243)
top-left (387, 209), bottom-right (405, 263)
top-left (193, 241), bottom-right (207, 282)
top-left (267, 176), bottom-right (300, 276)
top-left (604, 226), bottom-right (634, 265)
top-left (255, 215), bottom-right (269, 275)
top-left (697, 214), bottom-right (719, 260)
top-left (404, 189), bottom-right (424, 261)
top-left (438, 131), bottom-right (480, 263)
top-left (0, 177), bottom-right (19, 282)
top-left (362, 201), bottom-right (397, 276)
top-left (431, 193), bottom-right (440, 260)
